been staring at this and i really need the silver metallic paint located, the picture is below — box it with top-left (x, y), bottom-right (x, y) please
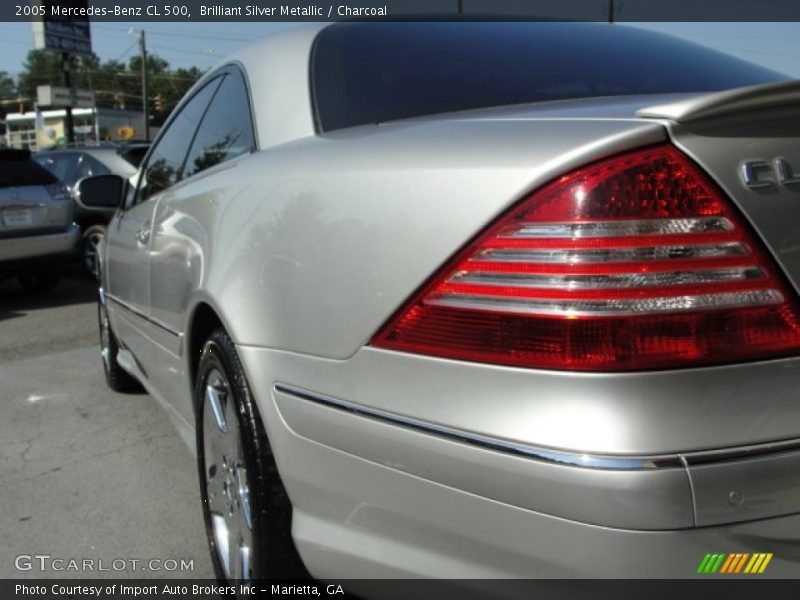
top-left (637, 79), bottom-right (800, 123)
top-left (272, 385), bottom-right (695, 530)
top-left (99, 24), bottom-right (800, 578)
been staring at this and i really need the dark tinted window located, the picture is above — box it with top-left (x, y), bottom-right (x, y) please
top-left (1, 154), bottom-right (57, 188)
top-left (74, 154), bottom-right (111, 181)
top-left (313, 23), bottom-right (790, 131)
top-left (139, 77), bottom-right (221, 202)
top-left (182, 72), bottom-right (254, 179)
top-left (119, 145), bottom-right (149, 168)
top-left (35, 152), bottom-right (79, 183)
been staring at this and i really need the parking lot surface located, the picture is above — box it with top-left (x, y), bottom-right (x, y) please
top-left (0, 275), bottom-right (214, 579)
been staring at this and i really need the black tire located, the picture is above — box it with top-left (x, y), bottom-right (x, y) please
top-left (97, 289), bottom-right (143, 393)
top-left (82, 224), bottom-right (106, 278)
top-left (195, 329), bottom-right (309, 582)
top-left (18, 272), bottom-right (60, 293)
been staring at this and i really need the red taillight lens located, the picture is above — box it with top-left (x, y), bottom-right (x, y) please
top-left (372, 145), bottom-right (800, 371)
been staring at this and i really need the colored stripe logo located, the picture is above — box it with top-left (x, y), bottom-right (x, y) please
top-left (697, 552), bottom-right (773, 574)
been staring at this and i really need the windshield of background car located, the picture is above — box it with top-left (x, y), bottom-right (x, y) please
top-left (0, 153), bottom-right (58, 188)
top-left (312, 22), bottom-right (791, 132)
top-left (34, 153), bottom-right (79, 183)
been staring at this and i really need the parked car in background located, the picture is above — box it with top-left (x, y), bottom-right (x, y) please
top-left (0, 148), bottom-right (77, 292)
top-left (35, 144), bottom-right (146, 274)
top-left (78, 22), bottom-right (800, 585)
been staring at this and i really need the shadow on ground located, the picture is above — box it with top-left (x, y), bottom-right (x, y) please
top-left (0, 270), bottom-right (96, 322)
top-left (0, 271), bottom-right (100, 362)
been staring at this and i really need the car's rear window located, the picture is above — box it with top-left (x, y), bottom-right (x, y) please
top-left (0, 151), bottom-right (57, 188)
top-left (312, 22), bottom-right (790, 132)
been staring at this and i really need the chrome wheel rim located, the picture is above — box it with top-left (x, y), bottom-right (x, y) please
top-left (99, 297), bottom-right (111, 373)
top-left (203, 368), bottom-right (253, 581)
top-left (84, 231), bottom-right (103, 275)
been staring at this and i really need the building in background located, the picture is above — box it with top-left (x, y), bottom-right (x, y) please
top-left (4, 107), bottom-right (147, 150)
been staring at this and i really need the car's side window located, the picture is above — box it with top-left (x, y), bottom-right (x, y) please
top-left (74, 154), bottom-right (110, 181)
top-left (136, 77), bottom-right (222, 205)
top-left (181, 71), bottom-right (255, 179)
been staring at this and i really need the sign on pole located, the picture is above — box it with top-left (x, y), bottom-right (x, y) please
top-left (31, 0), bottom-right (92, 55)
top-left (37, 85), bottom-right (95, 108)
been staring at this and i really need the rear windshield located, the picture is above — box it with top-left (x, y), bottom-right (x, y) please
top-left (0, 154), bottom-right (57, 188)
top-left (312, 22), bottom-right (790, 131)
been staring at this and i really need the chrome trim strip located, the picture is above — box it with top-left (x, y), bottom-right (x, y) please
top-left (448, 267), bottom-right (765, 290)
top-left (425, 289), bottom-right (783, 317)
top-left (684, 438), bottom-right (800, 466)
top-left (501, 217), bottom-right (734, 239)
top-left (105, 292), bottom-right (181, 338)
top-left (273, 383), bottom-right (683, 470)
top-left (475, 242), bottom-right (749, 264)
top-left (276, 383), bottom-right (800, 472)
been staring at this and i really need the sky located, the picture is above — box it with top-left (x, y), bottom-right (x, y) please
top-left (0, 21), bottom-right (798, 82)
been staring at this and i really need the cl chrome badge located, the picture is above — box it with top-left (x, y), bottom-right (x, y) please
top-left (741, 158), bottom-right (800, 189)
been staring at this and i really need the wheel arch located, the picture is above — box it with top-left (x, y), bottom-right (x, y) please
top-left (186, 299), bottom-right (232, 392)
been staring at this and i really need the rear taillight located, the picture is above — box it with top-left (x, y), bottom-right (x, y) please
top-left (372, 145), bottom-right (800, 371)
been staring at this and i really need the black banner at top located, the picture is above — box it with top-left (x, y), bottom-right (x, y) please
top-left (5, 0), bottom-right (800, 22)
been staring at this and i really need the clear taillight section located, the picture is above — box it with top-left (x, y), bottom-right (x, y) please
top-left (372, 145), bottom-right (800, 371)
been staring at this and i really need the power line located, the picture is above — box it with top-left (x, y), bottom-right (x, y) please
top-left (92, 24), bottom-right (260, 42)
top-left (150, 44), bottom-right (219, 58)
top-left (114, 40), bottom-right (139, 62)
top-left (17, 66), bottom-right (204, 80)
top-left (147, 28), bottom-right (259, 41)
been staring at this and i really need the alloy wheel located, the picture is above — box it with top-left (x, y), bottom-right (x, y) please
top-left (98, 292), bottom-right (111, 374)
top-left (202, 368), bottom-right (254, 581)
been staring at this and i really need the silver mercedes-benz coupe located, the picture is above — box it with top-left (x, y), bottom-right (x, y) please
top-left (77, 22), bottom-right (800, 584)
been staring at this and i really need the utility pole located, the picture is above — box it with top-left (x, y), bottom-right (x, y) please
top-left (139, 29), bottom-right (149, 142)
top-left (61, 52), bottom-right (75, 144)
top-left (608, 0), bottom-right (614, 23)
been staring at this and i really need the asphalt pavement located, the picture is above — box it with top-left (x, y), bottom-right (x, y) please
top-left (0, 273), bottom-right (214, 579)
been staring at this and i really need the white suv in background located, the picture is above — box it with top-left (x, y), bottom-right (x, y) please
top-left (0, 148), bottom-right (78, 292)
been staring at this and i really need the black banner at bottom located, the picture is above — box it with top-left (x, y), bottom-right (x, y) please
top-left (4, 579), bottom-right (800, 600)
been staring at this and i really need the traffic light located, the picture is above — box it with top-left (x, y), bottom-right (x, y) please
top-left (153, 94), bottom-right (163, 111)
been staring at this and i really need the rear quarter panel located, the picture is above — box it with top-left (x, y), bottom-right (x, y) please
top-left (195, 118), bottom-right (666, 359)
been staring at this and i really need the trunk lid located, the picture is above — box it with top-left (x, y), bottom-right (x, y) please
top-left (636, 81), bottom-right (800, 296)
top-left (0, 150), bottom-right (73, 236)
top-left (0, 185), bottom-right (68, 236)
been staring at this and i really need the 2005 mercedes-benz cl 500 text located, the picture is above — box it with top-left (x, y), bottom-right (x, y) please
top-left (76, 22), bottom-right (800, 582)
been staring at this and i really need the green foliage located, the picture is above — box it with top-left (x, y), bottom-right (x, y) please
top-left (15, 49), bottom-right (204, 125)
top-left (0, 70), bottom-right (16, 100)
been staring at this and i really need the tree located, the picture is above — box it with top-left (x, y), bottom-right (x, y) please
top-left (0, 71), bottom-right (16, 101)
top-left (16, 50), bottom-right (63, 105)
top-left (14, 48), bottom-right (205, 122)
top-left (149, 65), bottom-right (204, 125)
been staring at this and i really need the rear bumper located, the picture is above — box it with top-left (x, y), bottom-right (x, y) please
top-left (0, 223), bottom-right (81, 267)
top-left (237, 345), bottom-right (800, 578)
top-left (288, 449), bottom-right (800, 579)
